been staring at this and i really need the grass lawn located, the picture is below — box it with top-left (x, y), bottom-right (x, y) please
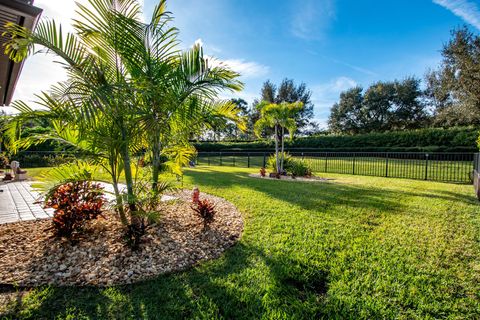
top-left (2, 166), bottom-right (480, 319)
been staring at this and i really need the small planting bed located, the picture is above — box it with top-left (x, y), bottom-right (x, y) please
top-left (0, 190), bottom-right (243, 287)
top-left (249, 173), bottom-right (331, 182)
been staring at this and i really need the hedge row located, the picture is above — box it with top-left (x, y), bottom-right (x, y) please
top-left (194, 127), bottom-right (479, 153)
top-left (8, 153), bottom-right (79, 168)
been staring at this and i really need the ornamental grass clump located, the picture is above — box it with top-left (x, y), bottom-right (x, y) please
top-left (45, 180), bottom-right (105, 240)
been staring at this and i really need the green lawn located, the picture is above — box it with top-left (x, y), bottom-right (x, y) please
top-left (2, 166), bottom-right (480, 319)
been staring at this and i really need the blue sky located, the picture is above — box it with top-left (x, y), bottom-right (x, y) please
top-left (148, 0), bottom-right (480, 126)
top-left (11, 0), bottom-right (480, 127)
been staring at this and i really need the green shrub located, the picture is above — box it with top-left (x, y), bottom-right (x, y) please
top-left (267, 153), bottom-right (294, 173)
top-left (0, 153), bottom-right (8, 169)
top-left (194, 127), bottom-right (479, 152)
top-left (10, 153), bottom-right (78, 168)
top-left (267, 153), bottom-right (312, 176)
top-left (290, 160), bottom-right (312, 177)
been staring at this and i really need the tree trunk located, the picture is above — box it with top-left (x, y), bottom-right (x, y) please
top-left (120, 127), bottom-right (137, 215)
top-left (151, 135), bottom-right (162, 193)
top-left (112, 173), bottom-right (127, 225)
top-left (107, 151), bottom-right (127, 225)
top-left (280, 126), bottom-right (285, 172)
top-left (274, 124), bottom-right (280, 173)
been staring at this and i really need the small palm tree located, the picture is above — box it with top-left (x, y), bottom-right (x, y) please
top-left (254, 101), bottom-right (304, 173)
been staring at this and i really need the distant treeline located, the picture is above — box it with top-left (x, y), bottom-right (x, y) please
top-left (194, 127), bottom-right (479, 153)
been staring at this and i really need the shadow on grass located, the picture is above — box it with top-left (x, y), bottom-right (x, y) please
top-left (186, 168), bottom-right (406, 215)
top-left (2, 241), bottom-right (334, 319)
top-left (187, 167), bottom-right (477, 214)
top-left (2, 168), bottom-right (476, 319)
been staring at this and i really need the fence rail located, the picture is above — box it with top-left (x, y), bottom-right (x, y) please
top-left (197, 151), bottom-right (474, 184)
top-left (6, 151), bottom-right (475, 184)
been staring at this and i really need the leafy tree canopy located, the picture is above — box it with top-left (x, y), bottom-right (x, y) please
top-left (255, 79), bottom-right (314, 134)
top-left (425, 27), bottom-right (480, 127)
top-left (328, 77), bottom-right (429, 134)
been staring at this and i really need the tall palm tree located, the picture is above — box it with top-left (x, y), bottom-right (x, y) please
top-left (107, 3), bottom-right (244, 191)
top-left (4, 0), bottom-right (244, 239)
top-left (254, 101), bottom-right (304, 173)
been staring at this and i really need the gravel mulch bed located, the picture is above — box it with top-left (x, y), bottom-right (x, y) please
top-left (249, 173), bottom-right (331, 182)
top-left (0, 190), bottom-right (243, 287)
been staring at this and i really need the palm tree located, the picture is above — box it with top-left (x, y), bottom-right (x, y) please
top-left (254, 101), bottom-right (304, 173)
top-left (112, 8), bottom-right (245, 191)
top-left (4, 0), bottom-right (244, 243)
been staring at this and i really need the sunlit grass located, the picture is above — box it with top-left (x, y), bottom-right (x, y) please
top-left (3, 166), bottom-right (480, 319)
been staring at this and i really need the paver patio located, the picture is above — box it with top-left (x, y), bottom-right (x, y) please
top-left (0, 181), bottom-right (53, 224)
top-left (0, 181), bottom-right (178, 225)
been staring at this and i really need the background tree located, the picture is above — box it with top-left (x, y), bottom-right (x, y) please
top-left (328, 78), bottom-right (428, 134)
top-left (328, 87), bottom-right (364, 134)
top-left (425, 27), bottom-right (480, 127)
top-left (206, 99), bottom-right (250, 141)
top-left (256, 79), bottom-right (314, 134)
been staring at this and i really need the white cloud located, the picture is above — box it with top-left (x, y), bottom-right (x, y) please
top-left (12, 0), bottom-right (79, 103)
top-left (220, 59), bottom-right (269, 79)
top-left (311, 77), bottom-right (358, 127)
top-left (12, 0), bottom-right (146, 104)
top-left (315, 77), bottom-right (358, 94)
top-left (433, 0), bottom-right (480, 30)
top-left (207, 57), bottom-right (269, 79)
top-left (291, 0), bottom-right (336, 40)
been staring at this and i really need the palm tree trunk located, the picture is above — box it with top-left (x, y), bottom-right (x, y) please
top-left (109, 154), bottom-right (127, 225)
top-left (120, 127), bottom-right (137, 215)
top-left (281, 126), bottom-right (285, 172)
top-left (112, 173), bottom-right (127, 225)
top-left (275, 124), bottom-right (280, 173)
top-left (151, 135), bottom-right (162, 193)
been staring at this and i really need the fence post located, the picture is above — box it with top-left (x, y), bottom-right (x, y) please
top-left (424, 153), bottom-right (429, 180)
top-left (301, 152), bottom-right (304, 160)
top-left (263, 152), bottom-right (266, 168)
top-left (353, 153), bottom-right (356, 175)
top-left (219, 152), bottom-right (222, 166)
top-left (385, 153), bottom-right (389, 177)
top-left (325, 153), bottom-right (328, 172)
top-left (247, 153), bottom-right (250, 168)
top-left (233, 154), bottom-right (236, 167)
top-left (208, 154), bottom-right (210, 166)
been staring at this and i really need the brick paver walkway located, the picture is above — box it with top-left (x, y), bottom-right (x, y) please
top-left (0, 181), bottom-right (177, 225)
top-left (0, 181), bottom-right (54, 224)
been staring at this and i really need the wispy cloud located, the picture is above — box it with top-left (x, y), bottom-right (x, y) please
top-left (207, 56), bottom-right (269, 79)
top-left (221, 59), bottom-right (269, 78)
top-left (311, 77), bottom-right (358, 127)
top-left (332, 58), bottom-right (378, 77)
top-left (433, 0), bottom-right (480, 30)
top-left (291, 0), bottom-right (336, 40)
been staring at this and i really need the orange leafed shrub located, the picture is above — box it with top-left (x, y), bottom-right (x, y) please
top-left (45, 181), bottom-right (105, 240)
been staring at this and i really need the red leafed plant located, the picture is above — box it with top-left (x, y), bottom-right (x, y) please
top-left (191, 199), bottom-right (216, 228)
top-left (45, 180), bottom-right (105, 240)
top-left (260, 167), bottom-right (266, 177)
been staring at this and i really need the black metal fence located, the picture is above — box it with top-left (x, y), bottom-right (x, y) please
top-left (197, 151), bottom-right (475, 184)
top-left (7, 150), bottom-right (475, 184)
